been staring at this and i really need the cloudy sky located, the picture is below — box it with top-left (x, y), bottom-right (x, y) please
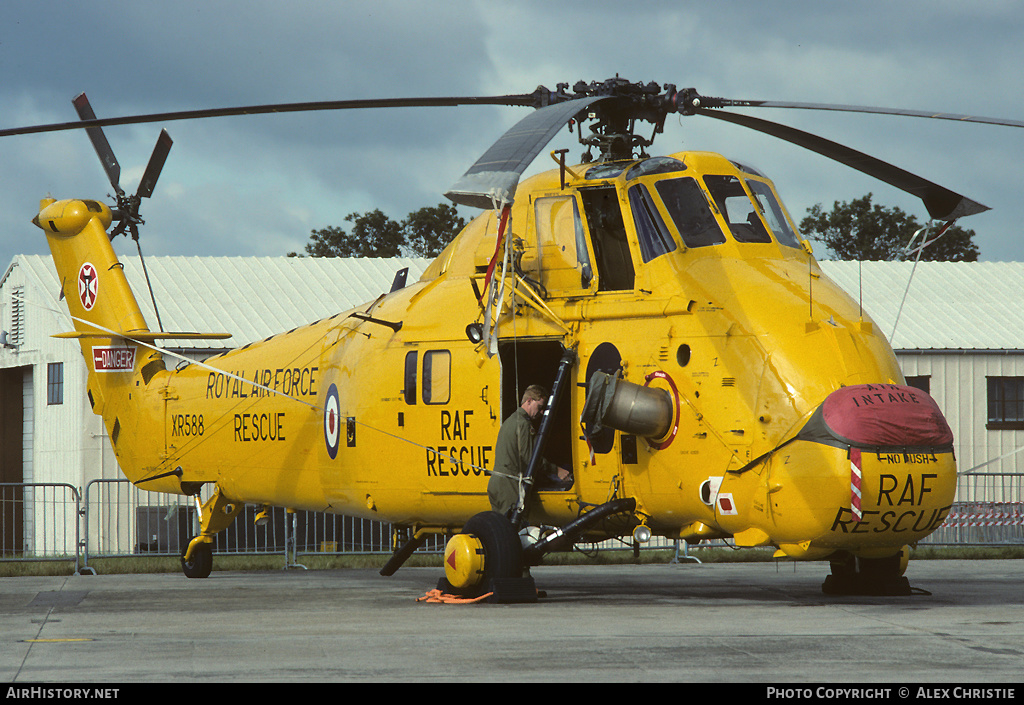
top-left (2, 1), bottom-right (1022, 269)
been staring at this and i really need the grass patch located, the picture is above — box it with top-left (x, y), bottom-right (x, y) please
top-left (0, 552), bottom-right (443, 577)
top-left (1, 545), bottom-right (1021, 577)
top-left (908, 545), bottom-right (1024, 561)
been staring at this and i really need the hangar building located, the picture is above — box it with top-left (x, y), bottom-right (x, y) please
top-left (0, 255), bottom-right (428, 555)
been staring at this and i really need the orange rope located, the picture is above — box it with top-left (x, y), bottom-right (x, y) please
top-left (417, 588), bottom-right (494, 604)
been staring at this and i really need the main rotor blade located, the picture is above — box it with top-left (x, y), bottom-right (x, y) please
top-left (137, 129), bottom-right (173, 199)
top-left (2, 94), bottom-right (538, 138)
top-left (712, 98), bottom-right (1024, 130)
top-left (698, 108), bottom-right (989, 220)
top-left (72, 92), bottom-right (123, 195)
top-left (445, 95), bottom-right (609, 208)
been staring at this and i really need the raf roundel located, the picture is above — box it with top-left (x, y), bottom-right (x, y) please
top-left (78, 262), bottom-right (98, 311)
top-left (324, 383), bottom-right (340, 460)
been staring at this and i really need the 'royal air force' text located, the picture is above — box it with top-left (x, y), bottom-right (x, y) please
top-left (167, 367), bottom-right (318, 443)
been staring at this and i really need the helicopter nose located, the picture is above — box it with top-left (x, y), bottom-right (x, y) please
top-left (769, 383), bottom-right (959, 558)
top-left (797, 383), bottom-right (954, 451)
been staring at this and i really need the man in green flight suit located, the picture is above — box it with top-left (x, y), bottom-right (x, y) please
top-left (488, 384), bottom-right (572, 519)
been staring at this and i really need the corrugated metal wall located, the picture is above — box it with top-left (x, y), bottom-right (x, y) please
top-left (900, 352), bottom-right (1024, 476)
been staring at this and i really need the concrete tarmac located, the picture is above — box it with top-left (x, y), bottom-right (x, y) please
top-left (2, 559), bottom-right (1023, 684)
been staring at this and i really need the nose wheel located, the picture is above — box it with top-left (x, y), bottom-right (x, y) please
top-left (822, 551), bottom-right (912, 596)
top-left (181, 537), bottom-right (213, 579)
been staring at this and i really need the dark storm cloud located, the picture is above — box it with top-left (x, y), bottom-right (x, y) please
top-left (1, 0), bottom-right (1022, 268)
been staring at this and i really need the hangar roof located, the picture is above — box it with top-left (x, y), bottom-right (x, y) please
top-left (5, 256), bottom-right (1021, 353)
top-left (819, 260), bottom-right (1024, 351)
top-left (8, 255), bottom-right (430, 349)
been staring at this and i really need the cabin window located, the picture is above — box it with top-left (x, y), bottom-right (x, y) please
top-left (703, 175), bottom-right (772, 244)
top-left (47, 362), bottom-right (63, 405)
top-left (628, 184), bottom-right (677, 263)
top-left (987, 377), bottom-right (1024, 429)
top-left (531, 196), bottom-right (593, 291)
top-left (654, 177), bottom-right (725, 248)
top-left (403, 351), bottom-right (417, 405)
top-left (579, 187), bottom-right (635, 291)
top-left (746, 180), bottom-right (802, 248)
top-left (423, 350), bottom-right (451, 405)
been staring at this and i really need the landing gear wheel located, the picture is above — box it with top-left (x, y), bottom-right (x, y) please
top-left (181, 538), bottom-right (213, 579)
top-left (438, 511), bottom-right (535, 602)
top-left (822, 553), bottom-right (911, 596)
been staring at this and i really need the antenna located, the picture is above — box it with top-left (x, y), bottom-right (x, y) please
top-left (859, 260), bottom-right (863, 320)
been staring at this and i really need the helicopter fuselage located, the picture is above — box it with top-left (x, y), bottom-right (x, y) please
top-left (39, 149), bottom-right (956, 566)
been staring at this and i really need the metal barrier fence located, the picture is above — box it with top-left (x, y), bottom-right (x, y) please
top-left (921, 473), bottom-right (1024, 546)
top-left (78, 479), bottom-right (448, 573)
top-left (2, 474), bottom-right (1022, 572)
top-left (1, 483), bottom-right (82, 573)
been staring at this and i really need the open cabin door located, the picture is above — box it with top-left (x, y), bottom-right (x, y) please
top-left (520, 195), bottom-right (594, 297)
top-left (497, 339), bottom-right (574, 476)
top-left (518, 188), bottom-right (638, 299)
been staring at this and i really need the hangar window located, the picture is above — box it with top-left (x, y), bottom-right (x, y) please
top-left (9, 286), bottom-right (24, 347)
top-left (987, 376), bottom-right (1024, 430)
top-left (47, 362), bottom-right (63, 405)
top-left (905, 376), bottom-right (931, 394)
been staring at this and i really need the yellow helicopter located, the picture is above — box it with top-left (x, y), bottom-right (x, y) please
top-left (5, 78), bottom-right (1020, 600)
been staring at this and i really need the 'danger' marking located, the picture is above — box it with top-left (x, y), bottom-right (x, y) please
top-left (92, 345), bottom-right (136, 372)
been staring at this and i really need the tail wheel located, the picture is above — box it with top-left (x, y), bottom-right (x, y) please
top-left (441, 511), bottom-right (522, 597)
top-left (181, 538), bottom-right (213, 579)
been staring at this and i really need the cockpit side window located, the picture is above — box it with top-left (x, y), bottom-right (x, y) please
top-left (628, 183), bottom-right (677, 263)
top-left (746, 180), bottom-right (802, 248)
top-left (579, 187), bottom-right (635, 291)
top-left (703, 175), bottom-right (772, 244)
top-left (654, 177), bottom-right (726, 248)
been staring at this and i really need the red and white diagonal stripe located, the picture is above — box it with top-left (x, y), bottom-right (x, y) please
top-left (850, 448), bottom-right (863, 522)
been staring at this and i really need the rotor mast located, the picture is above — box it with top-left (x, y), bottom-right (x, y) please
top-left (542, 78), bottom-right (682, 163)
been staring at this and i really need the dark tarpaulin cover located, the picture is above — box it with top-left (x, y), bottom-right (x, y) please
top-left (797, 384), bottom-right (954, 450)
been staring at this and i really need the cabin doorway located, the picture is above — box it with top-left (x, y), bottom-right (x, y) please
top-left (497, 338), bottom-right (573, 471)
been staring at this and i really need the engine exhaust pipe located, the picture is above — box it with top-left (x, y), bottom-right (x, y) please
top-left (580, 371), bottom-right (672, 440)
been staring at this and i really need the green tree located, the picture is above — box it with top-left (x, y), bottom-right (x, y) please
top-left (291, 203), bottom-right (465, 259)
top-left (403, 203), bottom-right (464, 258)
top-left (800, 193), bottom-right (980, 261)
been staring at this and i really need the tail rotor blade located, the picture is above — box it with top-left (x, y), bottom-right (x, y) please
top-left (72, 92), bottom-right (123, 196)
top-left (137, 129), bottom-right (173, 199)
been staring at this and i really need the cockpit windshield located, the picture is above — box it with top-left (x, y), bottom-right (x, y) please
top-left (746, 180), bottom-right (802, 248)
top-left (654, 177), bottom-right (726, 248)
top-left (703, 175), bottom-right (772, 244)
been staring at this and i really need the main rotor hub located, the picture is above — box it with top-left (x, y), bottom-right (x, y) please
top-left (536, 78), bottom-right (687, 162)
